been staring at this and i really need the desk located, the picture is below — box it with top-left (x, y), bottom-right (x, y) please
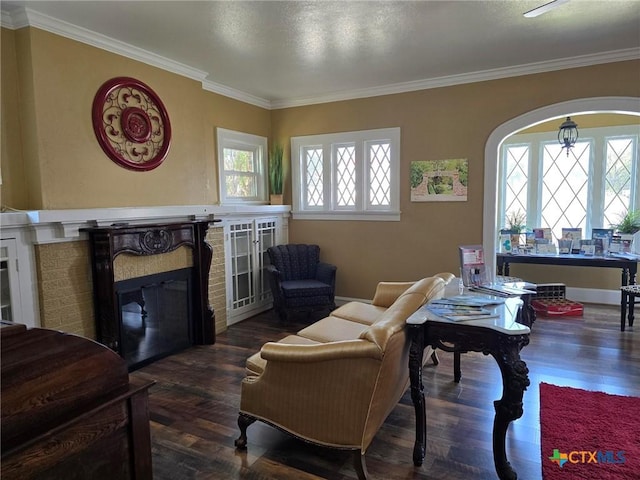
top-left (407, 292), bottom-right (530, 480)
top-left (497, 252), bottom-right (638, 331)
top-left (496, 252), bottom-right (638, 286)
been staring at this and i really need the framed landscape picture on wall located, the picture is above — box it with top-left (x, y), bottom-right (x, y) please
top-left (410, 158), bottom-right (468, 202)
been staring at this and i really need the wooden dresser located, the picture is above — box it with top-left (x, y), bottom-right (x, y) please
top-left (1, 321), bottom-right (154, 479)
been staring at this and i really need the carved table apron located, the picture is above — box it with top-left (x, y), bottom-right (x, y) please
top-left (407, 296), bottom-right (530, 480)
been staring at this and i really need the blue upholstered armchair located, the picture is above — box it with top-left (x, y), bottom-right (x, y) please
top-left (266, 244), bottom-right (337, 322)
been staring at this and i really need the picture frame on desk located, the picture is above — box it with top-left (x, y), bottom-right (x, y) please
top-left (580, 240), bottom-right (595, 256)
top-left (458, 244), bottom-right (488, 287)
top-left (561, 227), bottom-right (582, 254)
top-left (592, 228), bottom-right (614, 256)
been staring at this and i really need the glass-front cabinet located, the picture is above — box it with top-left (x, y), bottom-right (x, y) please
top-left (0, 239), bottom-right (20, 322)
top-left (225, 216), bottom-right (280, 324)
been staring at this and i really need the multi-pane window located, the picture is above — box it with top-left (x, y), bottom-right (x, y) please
top-left (499, 125), bottom-right (639, 240)
top-left (217, 128), bottom-right (268, 204)
top-left (291, 128), bottom-right (400, 221)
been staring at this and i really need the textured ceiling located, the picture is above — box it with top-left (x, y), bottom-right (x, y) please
top-left (2, 0), bottom-right (640, 108)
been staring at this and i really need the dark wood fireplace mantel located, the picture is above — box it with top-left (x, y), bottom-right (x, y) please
top-left (84, 221), bottom-right (216, 358)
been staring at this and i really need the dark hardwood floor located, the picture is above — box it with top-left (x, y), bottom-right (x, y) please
top-left (131, 304), bottom-right (640, 480)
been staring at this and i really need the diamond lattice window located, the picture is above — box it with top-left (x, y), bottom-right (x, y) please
top-left (305, 147), bottom-right (324, 207)
top-left (499, 125), bottom-right (639, 243)
top-left (336, 145), bottom-right (356, 207)
top-left (604, 137), bottom-right (635, 228)
top-left (291, 128), bottom-right (400, 220)
top-left (369, 142), bottom-right (391, 206)
top-left (504, 145), bottom-right (529, 221)
top-left (541, 142), bottom-right (590, 240)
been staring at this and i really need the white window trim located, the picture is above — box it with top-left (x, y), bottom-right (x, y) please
top-left (291, 127), bottom-right (401, 221)
top-left (499, 124), bottom-right (640, 237)
top-left (217, 128), bottom-right (268, 205)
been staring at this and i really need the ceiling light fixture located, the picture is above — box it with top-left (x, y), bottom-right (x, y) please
top-left (558, 116), bottom-right (579, 156)
top-left (524, 0), bottom-right (570, 18)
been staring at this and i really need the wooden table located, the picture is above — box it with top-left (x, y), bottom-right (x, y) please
top-left (406, 287), bottom-right (530, 480)
top-left (497, 252), bottom-right (639, 331)
top-left (496, 252), bottom-right (638, 285)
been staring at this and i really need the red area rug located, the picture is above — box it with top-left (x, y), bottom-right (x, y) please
top-left (540, 382), bottom-right (640, 479)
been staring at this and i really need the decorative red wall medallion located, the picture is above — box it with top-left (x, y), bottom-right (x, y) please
top-left (92, 77), bottom-right (171, 171)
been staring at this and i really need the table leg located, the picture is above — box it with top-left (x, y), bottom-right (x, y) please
top-left (497, 258), bottom-right (505, 276)
top-left (629, 265), bottom-right (637, 329)
top-left (453, 351), bottom-right (462, 383)
top-left (490, 335), bottom-right (530, 480)
top-left (622, 265), bottom-right (637, 330)
top-left (621, 288), bottom-right (628, 332)
top-left (408, 325), bottom-right (426, 466)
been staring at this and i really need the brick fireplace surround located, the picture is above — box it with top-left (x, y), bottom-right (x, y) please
top-left (1, 205), bottom-right (290, 341)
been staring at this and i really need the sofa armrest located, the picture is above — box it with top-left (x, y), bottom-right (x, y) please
top-left (261, 339), bottom-right (382, 363)
top-left (315, 262), bottom-right (337, 287)
top-left (433, 272), bottom-right (455, 285)
top-left (371, 281), bottom-right (416, 307)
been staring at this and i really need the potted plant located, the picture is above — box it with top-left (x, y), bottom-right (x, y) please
top-left (505, 210), bottom-right (526, 248)
top-left (269, 144), bottom-right (284, 205)
top-left (612, 209), bottom-right (640, 253)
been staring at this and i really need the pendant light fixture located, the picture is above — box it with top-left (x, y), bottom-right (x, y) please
top-left (558, 116), bottom-right (579, 156)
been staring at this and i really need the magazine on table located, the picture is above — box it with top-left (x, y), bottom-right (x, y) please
top-left (426, 303), bottom-right (499, 322)
top-left (431, 295), bottom-right (505, 307)
top-left (469, 283), bottom-right (536, 297)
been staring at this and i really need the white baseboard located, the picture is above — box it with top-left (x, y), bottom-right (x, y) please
top-left (561, 287), bottom-right (619, 306)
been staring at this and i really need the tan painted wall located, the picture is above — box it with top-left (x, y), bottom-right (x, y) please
top-left (1, 28), bottom-right (29, 209)
top-left (272, 61), bottom-right (640, 298)
top-left (1, 27), bottom-right (271, 210)
top-left (2, 25), bottom-right (639, 302)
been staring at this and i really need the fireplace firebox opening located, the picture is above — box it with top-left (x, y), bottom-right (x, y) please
top-left (117, 268), bottom-right (192, 369)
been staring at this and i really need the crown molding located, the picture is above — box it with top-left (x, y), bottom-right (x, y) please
top-left (201, 79), bottom-right (271, 109)
top-left (1, 8), bottom-right (25, 28)
top-left (3, 7), bottom-right (639, 110)
top-left (8, 7), bottom-right (208, 82)
top-left (270, 48), bottom-right (640, 109)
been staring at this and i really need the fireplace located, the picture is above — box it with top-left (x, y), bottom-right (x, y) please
top-left (117, 268), bottom-right (192, 368)
top-left (84, 221), bottom-right (215, 370)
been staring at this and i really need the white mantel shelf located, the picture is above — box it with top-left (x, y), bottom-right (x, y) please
top-left (0, 204), bottom-right (291, 329)
top-left (1, 204), bottom-right (291, 244)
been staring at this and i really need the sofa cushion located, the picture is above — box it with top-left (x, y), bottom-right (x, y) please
top-left (331, 302), bottom-right (386, 325)
top-left (371, 282), bottom-right (416, 308)
top-left (297, 316), bottom-right (369, 343)
top-left (281, 280), bottom-right (333, 298)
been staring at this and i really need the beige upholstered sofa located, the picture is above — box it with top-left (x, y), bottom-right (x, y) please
top-left (235, 273), bottom-right (454, 479)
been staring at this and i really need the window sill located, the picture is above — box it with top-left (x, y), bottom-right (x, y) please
top-left (292, 211), bottom-right (401, 222)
